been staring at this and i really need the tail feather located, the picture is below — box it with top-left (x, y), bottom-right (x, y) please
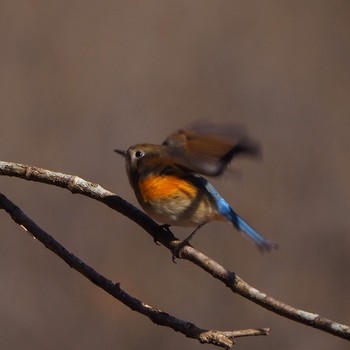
top-left (228, 209), bottom-right (278, 252)
top-left (201, 176), bottom-right (277, 251)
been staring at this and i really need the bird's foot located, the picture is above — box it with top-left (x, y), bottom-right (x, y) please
top-left (171, 223), bottom-right (206, 263)
top-left (172, 238), bottom-right (191, 263)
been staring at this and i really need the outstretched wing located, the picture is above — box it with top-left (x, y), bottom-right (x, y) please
top-left (162, 121), bottom-right (261, 176)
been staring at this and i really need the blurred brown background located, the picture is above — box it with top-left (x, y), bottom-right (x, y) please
top-left (1, 1), bottom-right (349, 349)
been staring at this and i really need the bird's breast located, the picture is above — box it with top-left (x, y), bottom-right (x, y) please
top-left (137, 174), bottom-right (219, 226)
top-left (139, 175), bottom-right (197, 204)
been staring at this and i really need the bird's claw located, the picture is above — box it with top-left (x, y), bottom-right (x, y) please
top-left (153, 237), bottom-right (161, 245)
top-left (170, 223), bottom-right (204, 263)
top-left (171, 239), bottom-right (190, 263)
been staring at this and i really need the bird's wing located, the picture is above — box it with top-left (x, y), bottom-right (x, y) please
top-left (162, 121), bottom-right (261, 176)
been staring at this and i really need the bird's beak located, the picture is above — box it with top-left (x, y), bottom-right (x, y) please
top-left (114, 149), bottom-right (127, 157)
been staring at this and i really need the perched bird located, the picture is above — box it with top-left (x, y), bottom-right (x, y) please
top-left (115, 122), bottom-right (277, 259)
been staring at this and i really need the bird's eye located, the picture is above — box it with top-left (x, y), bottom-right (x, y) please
top-left (134, 150), bottom-right (144, 158)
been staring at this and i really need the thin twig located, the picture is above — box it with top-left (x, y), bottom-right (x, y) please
top-left (0, 192), bottom-right (270, 349)
top-left (0, 161), bottom-right (349, 341)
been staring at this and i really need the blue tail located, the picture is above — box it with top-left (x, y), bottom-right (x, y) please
top-left (198, 175), bottom-right (278, 251)
top-left (226, 208), bottom-right (278, 251)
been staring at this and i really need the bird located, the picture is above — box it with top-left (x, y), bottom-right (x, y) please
top-left (115, 121), bottom-right (278, 259)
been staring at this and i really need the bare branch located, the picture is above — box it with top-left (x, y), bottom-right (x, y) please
top-left (0, 192), bottom-right (270, 349)
top-left (1, 160), bottom-right (349, 341)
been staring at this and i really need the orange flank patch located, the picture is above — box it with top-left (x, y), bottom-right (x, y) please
top-left (139, 175), bottom-right (197, 201)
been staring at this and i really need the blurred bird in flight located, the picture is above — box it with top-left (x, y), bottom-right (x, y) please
top-left (115, 121), bottom-right (277, 260)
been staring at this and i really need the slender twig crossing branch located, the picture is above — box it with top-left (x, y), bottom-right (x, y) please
top-left (0, 161), bottom-right (349, 342)
top-left (0, 192), bottom-right (269, 349)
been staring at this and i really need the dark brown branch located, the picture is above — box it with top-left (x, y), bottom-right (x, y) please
top-left (0, 192), bottom-right (270, 349)
top-left (1, 161), bottom-right (349, 341)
